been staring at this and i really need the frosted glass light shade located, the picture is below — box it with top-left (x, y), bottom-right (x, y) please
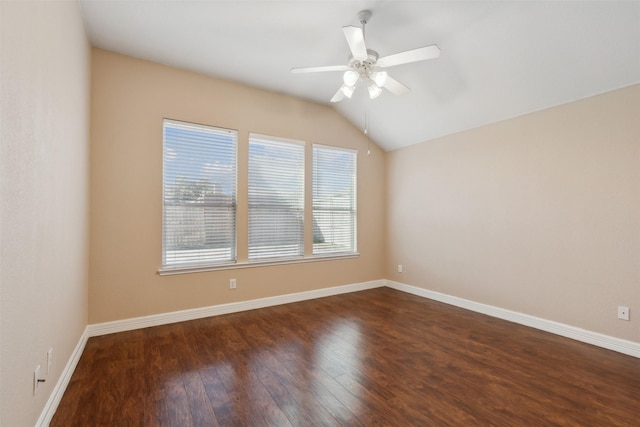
top-left (343, 70), bottom-right (359, 86)
top-left (367, 80), bottom-right (382, 99)
top-left (341, 84), bottom-right (356, 98)
top-left (372, 71), bottom-right (388, 87)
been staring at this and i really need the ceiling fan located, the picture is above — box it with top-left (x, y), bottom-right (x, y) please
top-left (291, 10), bottom-right (440, 103)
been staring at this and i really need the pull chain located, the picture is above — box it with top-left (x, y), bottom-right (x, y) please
top-left (364, 107), bottom-right (371, 156)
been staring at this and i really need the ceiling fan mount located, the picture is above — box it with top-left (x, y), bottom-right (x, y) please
top-left (357, 9), bottom-right (372, 25)
top-left (291, 10), bottom-right (440, 103)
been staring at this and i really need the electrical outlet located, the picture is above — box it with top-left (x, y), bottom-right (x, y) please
top-left (617, 306), bottom-right (630, 321)
top-left (397, 264), bottom-right (403, 273)
top-left (47, 348), bottom-right (53, 374)
top-left (34, 365), bottom-right (41, 395)
top-left (229, 278), bottom-right (236, 289)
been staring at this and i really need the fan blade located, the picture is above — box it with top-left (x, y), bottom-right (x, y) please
top-left (291, 65), bottom-right (349, 74)
top-left (383, 76), bottom-right (410, 96)
top-left (330, 87), bottom-right (346, 103)
top-left (343, 26), bottom-right (368, 61)
top-left (377, 45), bottom-right (441, 68)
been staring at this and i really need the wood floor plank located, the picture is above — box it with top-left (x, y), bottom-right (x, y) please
top-left (51, 288), bottom-right (640, 426)
top-left (250, 314), bottom-right (360, 426)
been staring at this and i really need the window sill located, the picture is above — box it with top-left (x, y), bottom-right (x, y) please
top-left (157, 253), bottom-right (360, 276)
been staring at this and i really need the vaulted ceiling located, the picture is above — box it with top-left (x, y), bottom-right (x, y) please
top-left (79, 1), bottom-right (640, 151)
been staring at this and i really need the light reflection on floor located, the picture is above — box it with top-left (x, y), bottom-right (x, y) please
top-left (157, 315), bottom-right (367, 424)
top-left (313, 318), bottom-right (364, 417)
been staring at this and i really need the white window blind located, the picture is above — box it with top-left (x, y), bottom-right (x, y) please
top-left (162, 119), bottom-right (237, 268)
top-left (313, 144), bottom-right (357, 255)
top-left (248, 134), bottom-right (305, 260)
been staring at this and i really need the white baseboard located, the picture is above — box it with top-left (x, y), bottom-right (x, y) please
top-left (88, 279), bottom-right (385, 337)
top-left (386, 280), bottom-right (640, 358)
top-left (35, 326), bottom-right (89, 427)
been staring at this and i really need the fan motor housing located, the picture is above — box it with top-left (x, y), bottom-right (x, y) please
top-left (348, 49), bottom-right (379, 78)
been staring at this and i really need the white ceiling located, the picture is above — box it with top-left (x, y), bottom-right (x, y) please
top-left (79, 0), bottom-right (640, 151)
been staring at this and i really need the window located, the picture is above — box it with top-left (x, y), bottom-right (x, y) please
top-left (162, 119), bottom-right (237, 268)
top-left (248, 134), bottom-right (305, 260)
top-left (161, 122), bottom-right (358, 273)
top-left (313, 144), bottom-right (357, 255)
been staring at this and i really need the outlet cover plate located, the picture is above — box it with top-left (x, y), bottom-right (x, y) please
top-left (34, 365), bottom-right (41, 395)
top-left (47, 348), bottom-right (53, 374)
top-left (618, 306), bottom-right (630, 321)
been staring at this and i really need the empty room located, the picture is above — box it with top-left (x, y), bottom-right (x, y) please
top-left (1, 1), bottom-right (638, 426)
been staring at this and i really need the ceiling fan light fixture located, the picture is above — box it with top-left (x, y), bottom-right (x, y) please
top-left (343, 70), bottom-right (359, 86)
top-left (291, 10), bottom-right (440, 103)
top-left (372, 71), bottom-right (388, 87)
top-left (341, 83), bottom-right (356, 98)
top-left (367, 79), bottom-right (383, 99)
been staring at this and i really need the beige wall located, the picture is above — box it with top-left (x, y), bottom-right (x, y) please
top-left (0, 1), bottom-right (90, 425)
top-left (387, 84), bottom-right (640, 343)
top-left (89, 49), bottom-right (386, 324)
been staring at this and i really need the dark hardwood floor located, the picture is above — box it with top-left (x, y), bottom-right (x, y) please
top-left (52, 287), bottom-right (639, 426)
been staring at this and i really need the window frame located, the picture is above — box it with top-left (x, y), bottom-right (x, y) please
top-left (247, 133), bottom-right (306, 262)
top-left (160, 119), bottom-right (238, 271)
top-left (312, 143), bottom-right (358, 256)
